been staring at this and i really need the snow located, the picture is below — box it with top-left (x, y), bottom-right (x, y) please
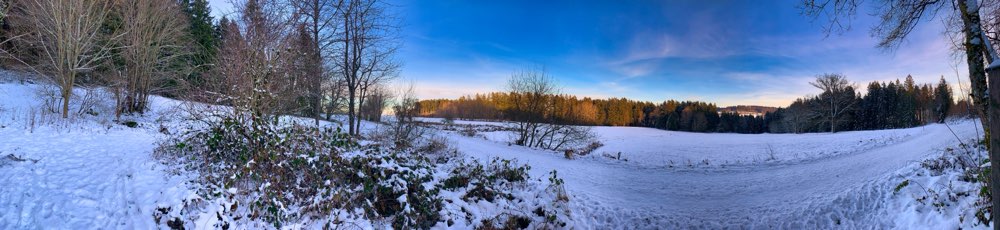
top-left (421, 117), bottom-right (987, 228)
top-left (0, 81), bottom-right (193, 229)
top-left (0, 75), bottom-right (990, 229)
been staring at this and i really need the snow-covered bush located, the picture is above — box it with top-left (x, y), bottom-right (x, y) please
top-left (459, 126), bottom-right (477, 137)
top-left (156, 116), bottom-right (446, 228)
top-left (441, 158), bottom-right (529, 202)
top-left (891, 139), bottom-right (991, 228)
top-left (442, 117), bottom-right (455, 127)
top-left (147, 68), bottom-right (578, 228)
top-left (417, 136), bottom-right (453, 161)
top-left (370, 118), bottom-right (430, 150)
top-left (437, 158), bottom-right (571, 229)
top-left (386, 86), bottom-right (428, 149)
top-left (155, 114), bottom-right (572, 229)
top-left (339, 146), bottom-right (445, 228)
top-left (158, 117), bottom-right (347, 227)
top-left (576, 141), bottom-right (604, 156)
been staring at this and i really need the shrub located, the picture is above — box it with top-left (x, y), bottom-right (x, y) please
top-left (120, 120), bottom-right (138, 128)
top-left (157, 115), bottom-right (443, 228)
top-left (459, 127), bottom-right (477, 137)
top-left (157, 110), bottom-right (572, 229)
top-left (894, 180), bottom-right (909, 194)
top-left (477, 214), bottom-right (531, 230)
top-left (576, 141), bottom-right (603, 156)
top-left (444, 159), bottom-right (521, 202)
top-left (438, 158), bottom-right (569, 229)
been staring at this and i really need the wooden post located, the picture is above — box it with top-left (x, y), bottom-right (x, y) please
top-left (987, 66), bottom-right (1000, 229)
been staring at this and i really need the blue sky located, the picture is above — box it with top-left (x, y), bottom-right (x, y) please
top-left (208, 0), bottom-right (964, 107)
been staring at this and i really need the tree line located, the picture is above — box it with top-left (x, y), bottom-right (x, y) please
top-left (766, 74), bottom-right (961, 133)
top-left (418, 92), bottom-right (763, 133)
top-left (0, 0), bottom-right (401, 136)
top-left (418, 74), bottom-right (967, 134)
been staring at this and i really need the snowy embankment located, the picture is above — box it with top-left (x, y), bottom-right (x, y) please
top-left (0, 73), bottom-right (988, 229)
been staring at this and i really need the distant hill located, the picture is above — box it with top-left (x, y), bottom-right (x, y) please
top-left (719, 105), bottom-right (778, 117)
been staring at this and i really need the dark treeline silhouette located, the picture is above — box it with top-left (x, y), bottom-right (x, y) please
top-left (767, 75), bottom-right (965, 133)
top-left (419, 74), bottom-right (971, 134)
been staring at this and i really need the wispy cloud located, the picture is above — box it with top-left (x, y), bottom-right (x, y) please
top-left (385, 1), bottom-right (966, 107)
top-left (603, 13), bottom-right (740, 79)
top-left (704, 22), bottom-right (963, 107)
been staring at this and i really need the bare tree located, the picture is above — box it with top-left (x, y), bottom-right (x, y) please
top-left (359, 83), bottom-right (391, 122)
top-left (355, 55), bottom-right (399, 126)
top-left (385, 81), bottom-right (425, 148)
top-left (809, 73), bottom-right (857, 133)
top-left (279, 24), bottom-right (322, 118)
top-left (7, 0), bottom-right (118, 118)
top-left (338, 0), bottom-right (400, 136)
top-left (114, 0), bottom-right (190, 117)
top-left (291, 0), bottom-right (343, 126)
top-left (393, 82), bottom-right (419, 123)
top-left (325, 77), bottom-right (347, 120)
top-left (215, 0), bottom-right (294, 122)
top-left (505, 68), bottom-right (596, 152)
top-left (507, 68), bottom-right (556, 147)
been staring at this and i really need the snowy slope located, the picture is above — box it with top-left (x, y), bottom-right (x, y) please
top-left (0, 81), bottom-right (194, 229)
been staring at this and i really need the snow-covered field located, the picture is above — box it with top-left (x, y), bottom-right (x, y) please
top-left (418, 117), bottom-right (956, 169)
top-left (0, 77), bottom-right (990, 229)
top-left (420, 117), bottom-right (987, 228)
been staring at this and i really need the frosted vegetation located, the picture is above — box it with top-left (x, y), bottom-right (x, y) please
top-left (0, 69), bottom-right (992, 228)
top-left (0, 0), bottom-right (998, 229)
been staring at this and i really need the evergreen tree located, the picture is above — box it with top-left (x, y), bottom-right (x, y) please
top-left (180, 0), bottom-right (219, 89)
top-left (859, 81), bottom-right (882, 130)
top-left (934, 77), bottom-right (953, 123)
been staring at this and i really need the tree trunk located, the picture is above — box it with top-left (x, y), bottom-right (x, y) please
top-left (61, 88), bottom-right (70, 118)
top-left (327, 88), bottom-right (335, 121)
top-left (311, 1), bottom-right (322, 127)
top-left (60, 71), bottom-right (73, 118)
top-left (830, 119), bottom-right (835, 133)
top-left (958, 1), bottom-right (998, 227)
top-left (348, 85), bottom-right (356, 135)
top-left (355, 84), bottom-right (367, 135)
top-left (959, 0), bottom-right (991, 140)
top-left (988, 66), bottom-right (1000, 230)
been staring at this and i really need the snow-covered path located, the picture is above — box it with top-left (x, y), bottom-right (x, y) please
top-left (443, 121), bottom-right (980, 228)
top-left (0, 125), bottom-right (193, 229)
top-left (0, 83), bottom-right (192, 229)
